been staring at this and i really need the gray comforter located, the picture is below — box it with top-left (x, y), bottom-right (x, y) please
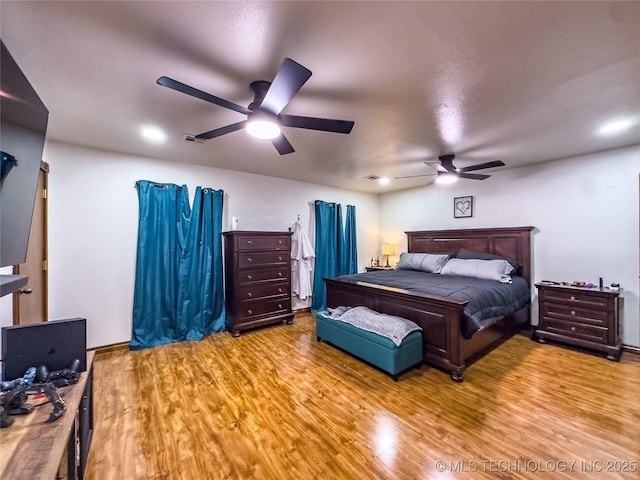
top-left (333, 269), bottom-right (531, 338)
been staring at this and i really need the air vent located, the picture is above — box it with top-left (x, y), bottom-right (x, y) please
top-left (183, 134), bottom-right (205, 144)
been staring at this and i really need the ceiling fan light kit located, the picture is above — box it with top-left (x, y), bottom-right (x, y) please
top-left (246, 118), bottom-right (281, 140)
top-left (157, 57), bottom-right (354, 155)
top-left (395, 154), bottom-right (505, 184)
top-left (435, 173), bottom-right (458, 184)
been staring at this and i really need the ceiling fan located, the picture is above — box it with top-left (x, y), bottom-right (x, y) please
top-left (395, 154), bottom-right (505, 183)
top-left (157, 58), bottom-right (355, 155)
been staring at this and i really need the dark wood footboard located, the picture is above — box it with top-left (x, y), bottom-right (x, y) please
top-left (325, 278), bottom-right (470, 380)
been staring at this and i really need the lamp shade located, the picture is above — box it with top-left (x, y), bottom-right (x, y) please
top-left (381, 244), bottom-right (395, 256)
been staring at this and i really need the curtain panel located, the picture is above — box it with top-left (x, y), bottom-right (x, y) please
top-left (131, 181), bottom-right (225, 350)
top-left (311, 201), bottom-right (357, 312)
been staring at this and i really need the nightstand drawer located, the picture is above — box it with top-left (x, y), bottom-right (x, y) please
top-left (541, 303), bottom-right (609, 325)
top-left (543, 290), bottom-right (611, 311)
top-left (542, 318), bottom-right (608, 343)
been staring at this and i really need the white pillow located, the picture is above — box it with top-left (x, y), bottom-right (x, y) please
top-left (396, 252), bottom-right (450, 274)
top-left (440, 258), bottom-right (514, 283)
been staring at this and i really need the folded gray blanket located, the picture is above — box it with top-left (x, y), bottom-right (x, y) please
top-left (327, 306), bottom-right (422, 347)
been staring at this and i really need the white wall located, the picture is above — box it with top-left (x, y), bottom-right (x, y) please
top-left (380, 145), bottom-right (640, 348)
top-left (44, 141), bottom-right (379, 349)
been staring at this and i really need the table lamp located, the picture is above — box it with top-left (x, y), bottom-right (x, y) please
top-left (381, 244), bottom-right (395, 268)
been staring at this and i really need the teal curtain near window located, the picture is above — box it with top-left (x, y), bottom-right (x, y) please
top-left (311, 201), bottom-right (357, 312)
top-left (131, 180), bottom-right (225, 350)
top-left (342, 205), bottom-right (358, 275)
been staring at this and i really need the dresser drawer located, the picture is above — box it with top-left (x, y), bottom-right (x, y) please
top-left (236, 235), bottom-right (290, 251)
top-left (239, 298), bottom-right (291, 320)
top-left (237, 267), bottom-right (289, 285)
top-left (238, 251), bottom-right (289, 268)
top-left (542, 318), bottom-right (608, 343)
top-left (239, 282), bottom-right (289, 302)
top-left (542, 290), bottom-right (612, 311)
top-left (541, 303), bottom-right (609, 326)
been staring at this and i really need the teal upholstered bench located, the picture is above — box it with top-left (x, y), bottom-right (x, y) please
top-left (315, 311), bottom-right (423, 381)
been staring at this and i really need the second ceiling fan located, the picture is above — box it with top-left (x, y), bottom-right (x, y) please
top-left (157, 57), bottom-right (355, 155)
top-left (396, 154), bottom-right (505, 183)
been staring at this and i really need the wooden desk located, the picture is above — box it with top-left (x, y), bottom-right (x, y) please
top-left (0, 350), bottom-right (94, 480)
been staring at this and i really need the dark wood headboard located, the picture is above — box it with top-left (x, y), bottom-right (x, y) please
top-left (406, 226), bottom-right (534, 285)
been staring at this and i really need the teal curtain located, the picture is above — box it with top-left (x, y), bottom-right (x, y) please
top-left (177, 187), bottom-right (226, 341)
top-left (131, 181), bottom-right (225, 350)
top-left (311, 201), bottom-right (357, 312)
top-left (342, 205), bottom-right (358, 275)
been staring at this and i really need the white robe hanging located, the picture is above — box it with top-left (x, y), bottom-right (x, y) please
top-left (290, 220), bottom-right (315, 300)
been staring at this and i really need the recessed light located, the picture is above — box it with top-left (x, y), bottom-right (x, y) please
top-left (378, 177), bottom-right (390, 185)
top-left (140, 126), bottom-right (167, 144)
top-left (597, 117), bottom-right (637, 136)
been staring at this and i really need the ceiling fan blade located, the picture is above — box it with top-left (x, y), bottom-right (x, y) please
top-left (458, 172), bottom-right (491, 180)
top-left (425, 161), bottom-right (449, 173)
top-left (260, 58), bottom-right (312, 115)
top-left (271, 133), bottom-right (295, 155)
top-left (280, 114), bottom-right (354, 134)
top-left (457, 160), bottom-right (505, 173)
top-left (195, 120), bottom-right (247, 140)
top-left (157, 76), bottom-right (251, 115)
top-left (394, 173), bottom-right (436, 179)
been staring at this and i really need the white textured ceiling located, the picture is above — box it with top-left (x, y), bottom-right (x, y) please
top-left (2, 1), bottom-right (639, 193)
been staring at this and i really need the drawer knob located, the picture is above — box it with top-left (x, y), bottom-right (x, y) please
top-left (570, 296), bottom-right (576, 301)
top-left (278, 240), bottom-right (282, 244)
top-left (247, 257), bottom-right (253, 262)
top-left (278, 304), bottom-right (282, 309)
top-left (571, 326), bottom-right (576, 332)
top-left (278, 256), bottom-right (282, 261)
top-left (247, 275), bottom-right (252, 280)
top-left (247, 240), bottom-right (252, 244)
top-left (278, 272), bottom-right (283, 277)
top-left (571, 311), bottom-right (576, 316)
top-left (247, 293), bottom-right (252, 298)
top-left (278, 288), bottom-right (283, 293)
top-left (248, 309), bottom-right (253, 315)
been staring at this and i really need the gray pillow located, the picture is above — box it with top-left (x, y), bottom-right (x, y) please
top-left (440, 258), bottom-right (514, 283)
top-left (396, 252), bottom-right (450, 273)
top-left (456, 248), bottom-right (522, 274)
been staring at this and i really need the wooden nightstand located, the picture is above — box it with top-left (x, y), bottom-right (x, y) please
top-left (534, 283), bottom-right (622, 361)
top-left (365, 266), bottom-right (395, 272)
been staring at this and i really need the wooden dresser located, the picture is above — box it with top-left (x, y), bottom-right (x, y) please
top-left (223, 231), bottom-right (294, 336)
top-left (535, 283), bottom-right (622, 361)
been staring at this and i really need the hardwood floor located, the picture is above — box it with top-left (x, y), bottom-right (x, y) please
top-left (86, 312), bottom-right (640, 480)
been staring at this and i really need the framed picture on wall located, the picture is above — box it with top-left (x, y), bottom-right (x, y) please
top-left (454, 196), bottom-right (473, 218)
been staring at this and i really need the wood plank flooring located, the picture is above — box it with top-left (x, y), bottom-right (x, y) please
top-left (85, 312), bottom-right (640, 480)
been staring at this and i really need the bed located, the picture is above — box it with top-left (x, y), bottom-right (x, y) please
top-left (324, 226), bottom-right (534, 381)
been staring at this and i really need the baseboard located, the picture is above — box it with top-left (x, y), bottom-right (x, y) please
top-left (294, 307), bottom-right (312, 314)
top-left (622, 344), bottom-right (640, 358)
top-left (91, 341), bottom-right (129, 354)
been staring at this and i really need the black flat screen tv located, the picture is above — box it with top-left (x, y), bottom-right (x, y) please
top-left (1, 318), bottom-right (86, 381)
top-left (0, 40), bottom-right (49, 269)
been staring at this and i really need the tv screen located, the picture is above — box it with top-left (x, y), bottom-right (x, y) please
top-left (0, 40), bottom-right (49, 268)
top-left (1, 318), bottom-right (86, 381)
